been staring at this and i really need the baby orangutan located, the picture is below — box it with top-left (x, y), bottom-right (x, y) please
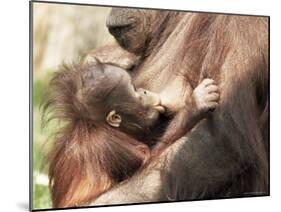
top-left (45, 59), bottom-right (219, 207)
top-left (78, 60), bottom-right (219, 144)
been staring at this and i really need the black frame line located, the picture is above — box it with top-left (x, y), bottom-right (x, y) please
top-left (29, 0), bottom-right (270, 211)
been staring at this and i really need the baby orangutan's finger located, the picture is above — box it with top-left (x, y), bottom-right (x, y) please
top-left (205, 84), bottom-right (219, 93)
top-left (206, 93), bottom-right (220, 102)
top-left (201, 78), bottom-right (215, 87)
top-left (206, 102), bottom-right (219, 110)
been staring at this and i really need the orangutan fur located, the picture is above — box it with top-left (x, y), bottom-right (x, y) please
top-left (45, 8), bottom-right (268, 207)
top-left (92, 10), bottom-right (268, 204)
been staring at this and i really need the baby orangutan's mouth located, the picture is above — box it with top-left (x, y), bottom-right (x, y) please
top-left (154, 105), bottom-right (165, 113)
top-left (155, 98), bottom-right (166, 113)
top-left (153, 97), bottom-right (166, 113)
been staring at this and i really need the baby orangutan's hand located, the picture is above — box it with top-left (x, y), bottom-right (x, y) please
top-left (192, 78), bottom-right (220, 113)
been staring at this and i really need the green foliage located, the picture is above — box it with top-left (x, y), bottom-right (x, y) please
top-left (33, 80), bottom-right (45, 107)
top-left (33, 183), bottom-right (51, 209)
top-left (33, 97), bottom-right (56, 209)
top-left (33, 71), bottom-right (53, 107)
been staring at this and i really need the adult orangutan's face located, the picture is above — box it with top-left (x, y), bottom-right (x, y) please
top-left (106, 8), bottom-right (159, 54)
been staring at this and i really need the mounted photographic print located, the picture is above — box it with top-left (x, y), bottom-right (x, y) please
top-left (30, 0), bottom-right (269, 211)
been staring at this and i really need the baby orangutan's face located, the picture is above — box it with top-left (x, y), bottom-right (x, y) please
top-left (102, 64), bottom-right (165, 129)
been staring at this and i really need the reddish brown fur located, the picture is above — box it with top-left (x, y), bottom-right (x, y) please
top-left (44, 9), bottom-right (268, 207)
top-left (43, 64), bottom-right (150, 207)
top-left (48, 121), bottom-right (150, 207)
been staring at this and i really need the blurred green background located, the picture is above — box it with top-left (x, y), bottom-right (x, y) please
top-left (32, 2), bottom-right (113, 209)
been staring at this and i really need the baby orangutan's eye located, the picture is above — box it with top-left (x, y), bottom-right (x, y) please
top-left (143, 90), bottom-right (147, 95)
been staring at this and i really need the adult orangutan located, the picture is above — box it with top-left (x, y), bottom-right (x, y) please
top-left (87, 9), bottom-right (269, 204)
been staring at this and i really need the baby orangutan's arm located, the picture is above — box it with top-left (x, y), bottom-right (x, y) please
top-left (154, 78), bottom-right (219, 153)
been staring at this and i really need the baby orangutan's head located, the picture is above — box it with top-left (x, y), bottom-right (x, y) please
top-left (47, 59), bottom-right (165, 138)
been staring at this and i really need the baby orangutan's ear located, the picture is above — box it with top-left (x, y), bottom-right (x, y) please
top-left (106, 110), bottom-right (122, 127)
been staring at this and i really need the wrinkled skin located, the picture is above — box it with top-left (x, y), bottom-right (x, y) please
top-left (87, 9), bottom-right (268, 205)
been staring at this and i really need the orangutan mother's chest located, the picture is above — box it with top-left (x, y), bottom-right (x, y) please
top-left (132, 67), bottom-right (192, 111)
